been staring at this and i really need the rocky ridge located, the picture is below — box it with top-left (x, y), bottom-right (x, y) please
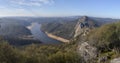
top-left (74, 16), bottom-right (98, 37)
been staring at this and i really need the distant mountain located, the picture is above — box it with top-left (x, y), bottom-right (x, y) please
top-left (0, 16), bottom-right (80, 44)
top-left (0, 23), bottom-right (31, 37)
top-left (0, 18), bottom-right (42, 45)
top-left (0, 18), bottom-right (30, 26)
top-left (0, 16), bottom-right (119, 44)
top-left (41, 16), bottom-right (120, 41)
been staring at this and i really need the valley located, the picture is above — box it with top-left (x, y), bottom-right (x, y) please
top-left (1, 0), bottom-right (120, 63)
top-left (27, 22), bottom-right (62, 44)
top-left (0, 16), bottom-right (120, 63)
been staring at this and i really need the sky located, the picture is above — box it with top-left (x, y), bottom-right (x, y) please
top-left (0, 0), bottom-right (120, 18)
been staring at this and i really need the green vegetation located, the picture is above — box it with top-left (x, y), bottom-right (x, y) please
top-left (88, 22), bottom-right (120, 51)
top-left (0, 24), bottom-right (31, 37)
top-left (0, 21), bottom-right (120, 63)
top-left (86, 22), bottom-right (120, 63)
top-left (0, 42), bottom-right (23, 63)
top-left (41, 21), bottom-right (77, 39)
top-left (0, 23), bottom-right (41, 46)
top-left (0, 39), bottom-right (82, 63)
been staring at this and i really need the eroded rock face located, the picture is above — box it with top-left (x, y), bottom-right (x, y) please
top-left (78, 42), bottom-right (97, 61)
top-left (74, 16), bottom-right (97, 37)
top-left (111, 58), bottom-right (120, 63)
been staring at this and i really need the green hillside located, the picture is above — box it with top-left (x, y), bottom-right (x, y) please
top-left (0, 22), bottom-right (120, 63)
top-left (41, 20), bottom-right (77, 40)
top-left (88, 22), bottom-right (120, 51)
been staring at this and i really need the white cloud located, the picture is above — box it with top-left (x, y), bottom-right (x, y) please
top-left (10, 0), bottom-right (54, 6)
top-left (0, 0), bottom-right (55, 17)
top-left (0, 8), bottom-right (35, 17)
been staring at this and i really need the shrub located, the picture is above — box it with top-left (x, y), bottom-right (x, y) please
top-left (88, 22), bottom-right (120, 52)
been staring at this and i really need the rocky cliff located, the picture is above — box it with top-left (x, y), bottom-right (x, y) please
top-left (74, 16), bottom-right (98, 37)
top-left (41, 16), bottom-right (99, 43)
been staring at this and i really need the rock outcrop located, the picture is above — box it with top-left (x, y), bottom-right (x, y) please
top-left (78, 42), bottom-right (97, 61)
top-left (111, 58), bottom-right (120, 63)
top-left (74, 16), bottom-right (97, 37)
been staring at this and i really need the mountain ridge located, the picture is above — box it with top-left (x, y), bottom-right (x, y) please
top-left (41, 16), bottom-right (118, 42)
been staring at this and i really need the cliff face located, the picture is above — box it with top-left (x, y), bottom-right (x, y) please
top-left (76, 17), bottom-right (99, 61)
top-left (74, 16), bottom-right (98, 37)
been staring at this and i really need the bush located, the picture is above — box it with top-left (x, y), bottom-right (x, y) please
top-left (88, 22), bottom-right (120, 52)
top-left (0, 42), bottom-right (24, 63)
top-left (48, 51), bottom-right (81, 63)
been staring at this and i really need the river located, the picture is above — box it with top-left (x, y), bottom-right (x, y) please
top-left (27, 23), bottom-right (62, 44)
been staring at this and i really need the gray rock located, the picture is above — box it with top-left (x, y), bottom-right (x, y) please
top-left (98, 56), bottom-right (108, 63)
top-left (74, 16), bottom-right (96, 37)
top-left (111, 58), bottom-right (120, 63)
top-left (78, 42), bottom-right (97, 61)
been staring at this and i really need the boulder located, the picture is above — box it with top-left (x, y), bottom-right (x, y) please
top-left (111, 58), bottom-right (120, 63)
top-left (78, 42), bottom-right (97, 61)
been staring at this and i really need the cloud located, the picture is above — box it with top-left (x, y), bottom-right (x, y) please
top-left (0, 7), bottom-right (35, 17)
top-left (10, 0), bottom-right (54, 6)
top-left (0, 0), bottom-right (55, 17)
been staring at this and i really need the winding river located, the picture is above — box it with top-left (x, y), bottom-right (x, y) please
top-left (27, 23), bottom-right (62, 44)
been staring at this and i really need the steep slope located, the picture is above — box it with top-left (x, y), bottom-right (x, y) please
top-left (41, 20), bottom-right (77, 40)
top-left (0, 23), bottom-right (41, 45)
top-left (74, 16), bottom-right (99, 37)
top-left (41, 16), bottom-right (101, 42)
top-left (0, 23), bottom-right (31, 38)
top-left (77, 22), bottom-right (120, 63)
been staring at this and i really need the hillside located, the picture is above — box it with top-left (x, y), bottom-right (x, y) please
top-left (0, 22), bottom-right (119, 63)
top-left (77, 22), bottom-right (120, 63)
top-left (0, 21), bottom-right (41, 45)
top-left (41, 16), bottom-right (119, 41)
top-left (0, 24), bottom-right (31, 37)
top-left (41, 20), bottom-right (77, 40)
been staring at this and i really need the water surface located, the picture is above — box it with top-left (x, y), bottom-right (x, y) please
top-left (27, 23), bottom-right (62, 44)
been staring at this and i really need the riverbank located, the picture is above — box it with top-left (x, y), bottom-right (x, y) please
top-left (45, 32), bottom-right (70, 43)
top-left (27, 23), bottom-right (62, 44)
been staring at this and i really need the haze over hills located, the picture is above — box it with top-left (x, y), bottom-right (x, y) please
top-left (0, 16), bottom-right (81, 45)
top-left (0, 16), bottom-right (120, 63)
top-left (41, 16), bottom-right (120, 42)
top-left (1, 0), bottom-right (120, 63)
top-left (0, 16), bottom-right (119, 44)
top-left (0, 16), bottom-right (119, 43)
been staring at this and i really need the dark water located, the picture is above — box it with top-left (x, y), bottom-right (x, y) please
top-left (27, 23), bottom-right (62, 44)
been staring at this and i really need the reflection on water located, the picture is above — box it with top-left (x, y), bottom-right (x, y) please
top-left (27, 23), bottom-right (62, 44)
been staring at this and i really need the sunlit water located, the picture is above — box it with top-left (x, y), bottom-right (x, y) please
top-left (27, 23), bottom-right (62, 44)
